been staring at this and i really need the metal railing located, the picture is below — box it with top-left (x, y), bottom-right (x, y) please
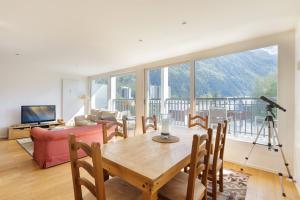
top-left (112, 97), bottom-right (274, 138)
top-left (195, 97), bottom-right (270, 137)
top-left (148, 97), bottom-right (274, 138)
top-left (112, 99), bottom-right (136, 117)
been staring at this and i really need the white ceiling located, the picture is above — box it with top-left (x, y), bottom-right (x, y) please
top-left (0, 0), bottom-right (300, 76)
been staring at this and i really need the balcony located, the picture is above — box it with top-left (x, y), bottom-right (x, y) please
top-left (112, 99), bottom-right (136, 117)
top-left (112, 97), bottom-right (273, 140)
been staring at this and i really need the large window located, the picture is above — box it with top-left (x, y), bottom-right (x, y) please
top-left (148, 68), bottom-right (162, 116)
top-left (146, 63), bottom-right (191, 125)
top-left (112, 73), bottom-right (136, 117)
top-left (145, 45), bottom-right (278, 141)
top-left (91, 45), bottom-right (278, 140)
top-left (91, 77), bottom-right (109, 109)
top-left (195, 45), bottom-right (278, 140)
top-left (90, 73), bottom-right (136, 118)
top-left (195, 46), bottom-right (277, 98)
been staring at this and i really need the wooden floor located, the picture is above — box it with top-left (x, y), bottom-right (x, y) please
top-left (0, 139), bottom-right (299, 200)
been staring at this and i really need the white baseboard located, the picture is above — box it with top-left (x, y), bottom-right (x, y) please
top-left (225, 158), bottom-right (278, 174)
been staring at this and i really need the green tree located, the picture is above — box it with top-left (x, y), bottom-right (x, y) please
top-left (251, 73), bottom-right (277, 97)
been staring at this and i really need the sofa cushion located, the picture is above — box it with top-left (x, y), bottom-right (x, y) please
top-left (76, 120), bottom-right (97, 126)
top-left (74, 115), bottom-right (86, 121)
top-left (87, 114), bottom-right (98, 122)
top-left (91, 109), bottom-right (100, 115)
top-left (100, 111), bottom-right (117, 122)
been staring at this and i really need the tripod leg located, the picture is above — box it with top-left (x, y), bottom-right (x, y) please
top-left (268, 120), bottom-right (272, 150)
top-left (270, 122), bottom-right (276, 151)
top-left (273, 128), bottom-right (293, 180)
top-left (279, 173), bottom-right (286, 197)
top-left (241, 121), bottom-right (265, 171)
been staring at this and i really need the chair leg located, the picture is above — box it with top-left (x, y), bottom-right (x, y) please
top-left (203, 189), bottom-right (207, 200)
top-left (219, 166), bottom-right (224, 192)
top-left (212, 172), bottom-right (217, 200)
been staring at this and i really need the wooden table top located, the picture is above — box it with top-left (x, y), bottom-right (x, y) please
top-left (101, 126), bottom-right (205, 182)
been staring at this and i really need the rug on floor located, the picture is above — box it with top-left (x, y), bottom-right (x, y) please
top-left (16, 137), bottom-right (33, 156)
top-left (208, 169), bottom-right (250, 200)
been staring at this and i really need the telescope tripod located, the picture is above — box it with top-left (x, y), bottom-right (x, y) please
top-left (241, 108), bottom-right (294, 197)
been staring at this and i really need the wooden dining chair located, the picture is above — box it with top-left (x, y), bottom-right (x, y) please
top-left (141, 115), bottom-right (157, 134)
top-left (184, 114), bottom-right (209, 173)
top-left (101, 118), bottom-right (128, 144)
top-left (188, 114), bottom-right (209, 130)
top-left (207, 120), bottom-right (228, 200)
top-left (68, 134), bottom-right (141, 200)
top-left (158, 129), bottom-right (212, 200)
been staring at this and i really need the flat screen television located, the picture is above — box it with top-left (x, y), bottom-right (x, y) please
top-left (21, 105), bottom-right (56, 124)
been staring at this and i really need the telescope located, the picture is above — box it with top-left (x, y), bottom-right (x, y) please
top-left (242, 96), bottom-right (293, 198)
top-left (260, 96), bottom-right (286, 112)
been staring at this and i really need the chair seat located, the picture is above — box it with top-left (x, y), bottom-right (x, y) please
top-left (158, 172), bottom-right (206, 200)
top-left (84, 177), bottom-right (142, 200)
top-left (200, 155), bottom-right (223, 171)
top-left (208, 156), bottom-right (223, 171)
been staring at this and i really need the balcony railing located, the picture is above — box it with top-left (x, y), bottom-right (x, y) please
top-left (112, 99), bottom-right (136, 117)
top-left (148, 97), bottom-right (273, 138)
top-left (112, 97), bottom-right (274, 139)
top-left (195, 97), bottom-right (271, 138)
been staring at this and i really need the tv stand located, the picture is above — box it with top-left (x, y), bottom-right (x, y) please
top-left (8, 121), bottom-right (65, 140)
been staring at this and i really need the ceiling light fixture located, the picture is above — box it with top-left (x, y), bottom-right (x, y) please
top-left (138, 39), bottom-right (143, 42)
top-left (181, 21), bottom-right (187, 25)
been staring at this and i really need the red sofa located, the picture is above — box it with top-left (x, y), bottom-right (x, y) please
top-left (31, 124), bottom-right (105, 168)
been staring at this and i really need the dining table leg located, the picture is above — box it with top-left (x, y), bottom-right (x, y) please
top-left (142, 190), bottom-right (157, 200)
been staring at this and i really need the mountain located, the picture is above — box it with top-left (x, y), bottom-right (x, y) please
top-left (116, 46), bottom-right (278, 99)
top-left (161, 46), bottom-right (278, 98)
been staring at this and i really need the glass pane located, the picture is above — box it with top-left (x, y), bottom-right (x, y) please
top-left (116, 74), bottom-right (136, 99)
top-left (167, 63), bottom-right (191, 125)
top-left (148, 68), bottom-right (162, 117)
top-left (168, 63), bottom-right (190, 98)
top-left (195, 45), bottom-right (278, 141)
top-left (146, 63), bottom-right (191, 126)
top-left (91, 78), bottom-right (109, 109)
top-left (113, 73), bottom-right (136, 117)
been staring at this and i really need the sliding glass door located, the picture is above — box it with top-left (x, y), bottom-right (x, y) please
top-left (112, 73), bottom-right (136, 117)
top-left (194, 45), bottom-right (278, 140)
top-left (145, 45), bottom-right (278, 141)
top-left (90, 72), bottom-right (136, 119)
top-left (91, 77), bottom-right (109, 110)
top-left (146, 63), bottom-right (191, 125)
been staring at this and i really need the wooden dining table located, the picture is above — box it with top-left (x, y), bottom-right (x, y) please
top-left (101, 126), bottom-right (206, 200)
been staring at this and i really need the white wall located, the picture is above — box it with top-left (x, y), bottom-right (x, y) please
top-left (90, 30), bottom-right (296, 174)
top-left (0, 63), bottom-right (87, 138)
top-left (294, 21), bottom-right (300, 193)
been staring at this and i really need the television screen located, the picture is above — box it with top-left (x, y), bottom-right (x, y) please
top-left (21, 105), bottom-right (56, 124)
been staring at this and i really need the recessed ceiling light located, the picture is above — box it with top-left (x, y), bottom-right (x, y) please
top-left (181, 21), bottom-right (187, 25)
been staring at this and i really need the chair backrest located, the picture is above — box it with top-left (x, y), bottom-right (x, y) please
top-left (188, 114), bottom-right (209, 130)
top-left (219, 120), bottom-right (228, 160)
top-left (209, 107), bottom-right (227, 124)
top-left (212, 122), bottom-right (227, 170)
top-left (68, 134), bottom-right (105, 200)
top-left (101, 119), bottom-right (128, 144)
top-left (187, 129), bottom-right (212, 200)
top-left (142, 115), bottom-right (158, 134)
